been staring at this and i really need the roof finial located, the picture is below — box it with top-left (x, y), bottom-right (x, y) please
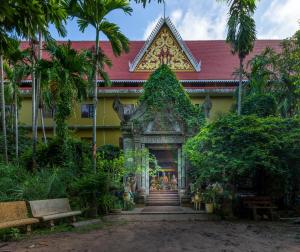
top-left (163, 0), bottom-right (166, 19)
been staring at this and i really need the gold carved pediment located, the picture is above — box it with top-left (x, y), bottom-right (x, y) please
top-left (135, 26), bottom-right (195, 72)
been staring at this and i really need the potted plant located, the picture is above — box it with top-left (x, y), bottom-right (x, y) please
top-left (202, 191), bottom-right (214, 213)
top-left (203, 184), bottom-right (221, 214)
top-left (110, 200), bottom-right (123, 214)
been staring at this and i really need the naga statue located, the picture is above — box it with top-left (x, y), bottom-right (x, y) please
top-left (113, 97), bottom-right (136, 123)
top-left (202, 94), bottom-right (212, 119)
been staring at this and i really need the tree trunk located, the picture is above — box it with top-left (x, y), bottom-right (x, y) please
top-left (31, 41), bottom-right (37, 169)
top-left (92, 30), bottom-right (100, 173)
top-left (34, 32), bottom-right (42, 143)
top-left (40, 107), bottom-right (47, 144)
top-left (14, 81), bottom-right (19, 161)
top-left (0, 54), bottom-right (8, 164)
top-left (90, 30), bottom-right (100, 218)
top-left (237, 57), bottom-right (243, 115)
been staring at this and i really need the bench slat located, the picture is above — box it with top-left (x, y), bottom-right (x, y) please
top-left (0, 218), bottom-right (39, 229)
top-left (29, 198), bottom-right (72, 218)
top-left (41, 211), bottom-right (82, 221)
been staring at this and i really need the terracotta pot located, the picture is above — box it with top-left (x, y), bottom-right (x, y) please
top-left (205, 203), bottom-right (214, 214)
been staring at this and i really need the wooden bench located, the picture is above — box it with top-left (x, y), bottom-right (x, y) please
top-left (0, 201), bottom-right (39, 232)
top-left (29, 198), bottom-right (81, 228)
top-left (243, 196), bottom-right (277, 221)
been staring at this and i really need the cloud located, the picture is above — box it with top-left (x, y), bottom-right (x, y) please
top-left (258, 0), bottom-right (300, 39)
top-left (143, 16), bottom-right (161, 40)
top-left (144, 1), bottom-right (228, 40)
top-left (170, 9), bottom-right (227, 40)
top-left (143, 0), bottom-right (299, 41)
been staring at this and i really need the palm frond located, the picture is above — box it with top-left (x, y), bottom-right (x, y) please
top-left (100, 21), bottom-right (129, 56)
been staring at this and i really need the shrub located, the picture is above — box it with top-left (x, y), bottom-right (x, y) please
top-left (97, 144), bottom-right (121, 160)
top-left (241, 94), bottom-right (277, 117)
top-left (0, 163), bottom-right (68, 202)
top-left (21, 136), bottom-right (91, 172)
top-left (184, 114), bottom-right (300, 202)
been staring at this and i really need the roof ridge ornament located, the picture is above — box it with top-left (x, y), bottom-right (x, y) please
top-left (129, 17), bottom-right (201, 72)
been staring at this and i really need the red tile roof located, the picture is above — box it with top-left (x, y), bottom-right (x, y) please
top-left (20, 40), bottom-right (282, 82)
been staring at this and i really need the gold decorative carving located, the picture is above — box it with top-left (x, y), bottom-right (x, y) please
top-left (135, 26), bottom-right (195, 72)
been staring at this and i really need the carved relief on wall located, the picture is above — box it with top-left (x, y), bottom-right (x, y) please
top-left (135, 26), bottom-right (195, 72)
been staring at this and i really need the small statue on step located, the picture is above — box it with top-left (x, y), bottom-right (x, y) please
top-left (150, 176), bottom-right (157, 191)
top-left (171, 174), bottom-right (178, 191)
top-left (129, 176), bottom-right (137, 193)
top-left (162, 172), bottom-right (169, 190)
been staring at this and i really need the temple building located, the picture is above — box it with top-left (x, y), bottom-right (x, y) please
top-left (19, 17), bottom-right (281, 200)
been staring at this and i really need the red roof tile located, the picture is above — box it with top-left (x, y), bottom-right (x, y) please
top-left (20, 40), bottom-right (282, 81)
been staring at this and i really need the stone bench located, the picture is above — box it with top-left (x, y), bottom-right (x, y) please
top-left (29, 198), bottom-right (81, 228)
top-left (0, 201), bottom-right (39, 232)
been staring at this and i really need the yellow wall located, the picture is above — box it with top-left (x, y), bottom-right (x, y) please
top-left (19, 95), bottom-right (234, 146)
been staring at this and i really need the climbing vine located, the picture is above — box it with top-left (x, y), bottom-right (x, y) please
top-left (139, 64), bottom-right (204, 131)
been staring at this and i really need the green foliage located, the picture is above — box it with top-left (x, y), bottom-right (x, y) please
top-left (241, 94), bottom-right (277, 117)
top-left (40, 41), bottom-right (91, 140)
top-left (0, 164), bottom-right (67, 202)
top-left (70, 145), bottom-right (126, 214)
top-left (246, 30), bottom-right (300, 117)
top-left (0, 227), bottom-right (21, 242)
top-left (140, 64), bottom-right (204, 130)
top-left (184, 114), bottom-right (300, 197)
top-left (132, 0), bottom-right (163, 7)
top-left (0, 127), bottom-right (31, 162)
top-left (21, 137), bottom-right (91, 172)
top-left (97, 144), bottom-right (121, 160)
top-left (223, 0), bottom-right (257, 60)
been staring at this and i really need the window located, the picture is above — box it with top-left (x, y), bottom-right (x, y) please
top-left (81, 104), bottom-right (94, 118)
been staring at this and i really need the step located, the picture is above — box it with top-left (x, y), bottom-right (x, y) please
top-left (149, 191), bottom-right (178, 194)
top-left (146, 202), bottom-right (180, 206)
top-left (147, 197), bottom-right (180, 199)
top-left (146, 191), bottom-right (180, 206)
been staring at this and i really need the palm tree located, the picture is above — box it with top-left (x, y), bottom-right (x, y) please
top-left (31, 0), bottom-right (67, 167)
top-left (221, 0), bottom-right (257, 115)
top-left (69, 0), bottom-right (132, 173)
top-left (3, 41), bottom-right (31, 161)
top-left (0, 0), bottom-right (47, 163)
top-left (39, 41), bottom-right (90, 140)
top-left (0, 39), bottom-right (10, 163)
top-left (132, 0), bottom-right (163, 7)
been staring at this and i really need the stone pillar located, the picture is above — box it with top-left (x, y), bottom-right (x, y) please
top-left (141, 144), bottom-right (150, 195)
top-left (133, 137), bottom-right (144, 191)
top-left (177, 147), bottom-right (182, 189)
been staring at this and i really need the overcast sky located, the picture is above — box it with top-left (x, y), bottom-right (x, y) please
top-left (49, 0), bottom-right (300, 41)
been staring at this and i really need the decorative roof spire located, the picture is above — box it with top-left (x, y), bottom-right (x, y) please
top-left (163, 0), bottom-right (166, 19)
top-left (129, 17), bottom-right (201, 73)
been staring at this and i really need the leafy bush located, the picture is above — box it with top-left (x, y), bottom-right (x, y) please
top-left (22, 136), bottom-right (91, 172)
top-left (184, 114), bottom-right (300, 201)
top-left (0, 163), bottom-right (68, 202)
top-left (97, 144), bottom-right (121, 160)
top-left (0, 127), bottom-right (31, 163)
top-left (241, 94), bottom-right (277, 117)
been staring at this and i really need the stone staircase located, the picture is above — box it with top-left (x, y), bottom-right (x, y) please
top-left (146, 191), bottom-right (180, 206)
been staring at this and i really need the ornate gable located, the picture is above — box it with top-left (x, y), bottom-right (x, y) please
top-left (129, 17), bottom-right (201, 72)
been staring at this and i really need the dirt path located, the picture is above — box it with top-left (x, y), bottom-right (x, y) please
top-left (1, 221), bottom-right (300, 252)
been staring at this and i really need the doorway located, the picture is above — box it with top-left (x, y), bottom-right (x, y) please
top-left (149, 149), bottom-right (178, 191)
